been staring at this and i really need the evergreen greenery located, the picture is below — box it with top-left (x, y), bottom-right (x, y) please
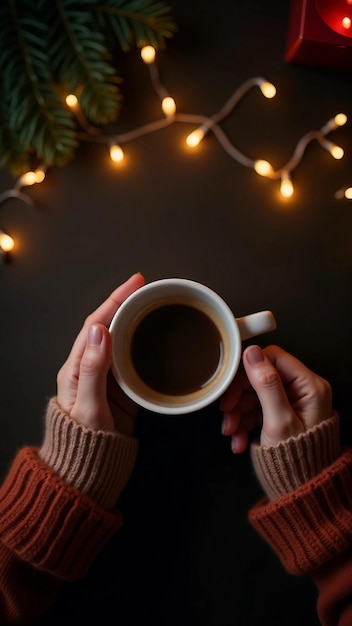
top-left (0, 0), bottom-right (177, 176)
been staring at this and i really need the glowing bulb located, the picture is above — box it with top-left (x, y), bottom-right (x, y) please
top-left (141, 46), bottom-right (156, 64)
top-left (342, 16), bottom-right (351, 29)
top-left (19, 171), bottom-right (37, 186)
top-left (322, 139), bottom-right (344, 159)
top-left (280, 176), bottom-right (294, 198)
top-left (0, 231), bottom-right (14, 252)
top-left (162, 96), bottom-right (176, 116)
top-left (260, 81), bottom-right (276, 98)
top-left (330, 145), bottom-right (344, 159)
top-left (34, 169), bottom-right (45, 183)
top-left (254, 159), bottom-right (273, 177)
top-left (66, 94), bottom-right (78, 108)
top-left (335, 113), bottom-right (347, 126)
top-left (345, 187), bottom-right (352, 199)
top-left (186, 128), bottom-right (205, 148)
top-left (109, 144), bottom-right (124, 162)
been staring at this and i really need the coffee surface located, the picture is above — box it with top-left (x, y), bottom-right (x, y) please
top-left (131, 303), bottom-right (222, 395)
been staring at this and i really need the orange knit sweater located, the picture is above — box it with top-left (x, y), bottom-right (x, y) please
top-left (1, 402), bottom-right (351, 625)
top-left (249, 413), bottom-right (352, 626)
top-left (0, 399), bottom-right (139, 624)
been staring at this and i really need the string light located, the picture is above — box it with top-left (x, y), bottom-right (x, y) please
top-left (65, 94), bottom-right (78, 108)
top-left (109, 144), bottom-right (125, 162)
top-left (18, 168), bottom-right (46, 186)
top-left (254, 160), bottom-right (274, 177)
top-left (161, 96), bottom-right (176, 116)
top-left (0, 229), bottom-right (14, 256)
top-left (335, 186), bottom-right (352, 200)
top-left (186, 128), bottom-right (205, 148)
top-left (1, 46), bottom-right (351, 255)
top-left (65, 92), bottom-right (100, 134)
top-left (320, 139), bottom-right (344, 160)
top-left (334, 113), bottom-right (347, 126)
top-left (140, 45), bottom-right (156, 64)
top-left (280, 172), bottom-right (294, 198)
top-left (259, 80), bottom-right (276, 98)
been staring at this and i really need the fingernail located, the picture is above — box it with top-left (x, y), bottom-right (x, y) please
top-left (231, 437), bottom-right (237, 454)
top-left (245, 345), bottom-right (264, 366)
top-left (88, 325), bottom-right (103, 346)
top-left (221, 416), bottom-right (228, 435)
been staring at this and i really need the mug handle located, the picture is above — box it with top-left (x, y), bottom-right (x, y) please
top-left (236, 310), bottom-right (277, 342)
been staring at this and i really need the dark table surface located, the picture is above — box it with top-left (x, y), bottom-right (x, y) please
top-left (1, 1), bottom-right (351, 624)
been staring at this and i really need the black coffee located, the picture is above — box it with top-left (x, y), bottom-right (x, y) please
top-left (130, 303), bottom-right (222, 395)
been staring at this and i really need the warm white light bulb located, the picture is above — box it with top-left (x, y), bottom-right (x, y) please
top-left (342, 16), bottom-right (351, 29)
top-left (335, 113), bottom-right (347, 126)
top-left (66, 94), bottom-right (78, 108)
top-left (186, 128), bottom-right (205, 148)
top-left (162, 96), bottom-right (176, 116)
top-left (20, 171), bottom-right (37, 186)
top-left (322, 139), bottom-right (344, 159)
top-left (345, 187), bottom-right (352, 199)
top-left (141, 46), bottom-right (156, 64)
top-left (330, 145), bottom-right (344, 159)
top-left (254, 159), bottom-right (273, 177)
top-left (280, 176), bottom-right (294, 198)
top-left (0, 231), bottom-right (15, 252)
top-left (260, 81), bottom-right (276, 98)
top-left (109, 144), bottom-right (124, 162)
top-left (34, 169), bottom-right (46, 183)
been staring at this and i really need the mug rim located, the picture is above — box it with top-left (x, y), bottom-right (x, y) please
top-left (109, 278), bottom-right (240, 414)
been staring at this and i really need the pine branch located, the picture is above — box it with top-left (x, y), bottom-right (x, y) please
top-left (45, 0), bottom-right (122, 125)
top-left (0, 0), bottom-right (176, 176)
top-left (94, 0), bottom-right (178, 52)
top-left (0, 1), bottom-right (78, 171)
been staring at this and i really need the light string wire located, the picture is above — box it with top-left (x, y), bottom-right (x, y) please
top-left (0, 45), bottom-right (350, 256)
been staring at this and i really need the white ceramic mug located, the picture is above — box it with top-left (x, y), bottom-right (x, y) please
top-left (109, 278), bottom-right (277, 415)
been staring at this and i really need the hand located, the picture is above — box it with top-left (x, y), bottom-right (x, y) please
top-left (56, 273), bottom-right (145, 434)
top-left (221, 344), bottom-right (332, 453)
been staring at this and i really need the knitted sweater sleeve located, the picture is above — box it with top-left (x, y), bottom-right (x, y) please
top-left (0, 398), bottom-right (139, 625)
top-left (249, 413), bottom-right (352, 626)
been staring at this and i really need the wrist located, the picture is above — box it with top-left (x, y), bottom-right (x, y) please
top-left (251, 412), bottom-right (340, 501)
top-left (39, 398), bottom-right (139, 509)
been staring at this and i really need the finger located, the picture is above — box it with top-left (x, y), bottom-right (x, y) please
top-left (222, 404), bottom-right (261, 437)
top-left (70, 324), bottom-right (113, 431)
top-left (73, 273), bottom-right (145, 359)
top-left (243, 345), bottom-right (301, 445)
top-left (231, 427), bottom-right (249, 454)
top-left (84, 273), bottom-right (145, 329)
top-left (263, 344), bottom-right (333, 425)
top-left (220, 367), bottom-right (251, 412)
top-left (222, 408), bottom-right (241, 435)
top-left (107, 370), bottom-right (137, 418)
top-left (106, 370), bottom-right (138, 436)
top-left (221, 385), bottom-right (259, 434)
top-left (57, 273), bottom-right (145, 405)
top-left (263, 345), bottom-right (313, 389)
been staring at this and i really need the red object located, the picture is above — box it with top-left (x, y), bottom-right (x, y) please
top-left (285, 0), bottom-right (352, 69)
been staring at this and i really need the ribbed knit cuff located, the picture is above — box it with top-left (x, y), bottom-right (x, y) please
top-left (249, 449), bottom-right (352, 575)
top-left (38, 398), bottom-right (139, 509)
top-left (0, 447), bottom-right (123, 580)
top-left (250, 412), bottom-right (339, 501)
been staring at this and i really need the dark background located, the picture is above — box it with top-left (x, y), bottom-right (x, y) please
top-left (1, 1), bottom-right (352, 624)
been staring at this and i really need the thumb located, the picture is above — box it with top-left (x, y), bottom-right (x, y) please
top-left (70, 324), bottom-right (113, 431)
top-left (243, 345), bottom-right (300, 446)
